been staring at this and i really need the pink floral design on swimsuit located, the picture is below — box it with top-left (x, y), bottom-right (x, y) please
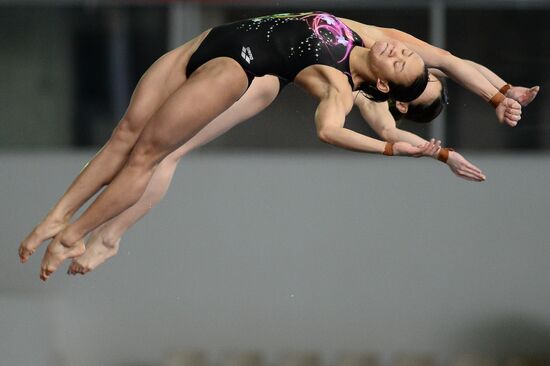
top-left (299, 12), bottom-right (359, 63)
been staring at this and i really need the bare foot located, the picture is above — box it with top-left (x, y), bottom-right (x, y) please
top-left (40, 235), bottom-right (85, 281)
top-left (67, 231), bottom-right (120, 275)
top-left (19, 216), bottom-right (68, 263)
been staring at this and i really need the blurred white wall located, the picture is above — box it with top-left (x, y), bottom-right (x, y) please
top-left (1, 151), bottom-right (549, 366)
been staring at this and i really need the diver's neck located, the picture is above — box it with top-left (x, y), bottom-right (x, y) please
top-left (350, 47), bottom-right (376, 90)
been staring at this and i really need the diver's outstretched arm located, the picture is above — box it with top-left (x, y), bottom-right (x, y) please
top-left (429, 62), bottom-right (539, 107)
top-left (354, 93), bottom-right (485, 182)
top-left (463, 61), bottom-right (539, 107)
top-left (378, 27), bottom-right (522, 127)
top-left (314, 88), bottom-right (438, 157)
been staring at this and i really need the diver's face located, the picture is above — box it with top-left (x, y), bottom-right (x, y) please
top-left (409, 73), bottom-right (442, 107)
top-left (368, 40), bottom-right (425, 88)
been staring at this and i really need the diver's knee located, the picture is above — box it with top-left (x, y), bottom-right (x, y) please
top-left (109, 117), bottom-right (143, 152)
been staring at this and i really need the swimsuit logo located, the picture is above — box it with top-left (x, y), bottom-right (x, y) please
top-left (241, 46), bottom-right (254, 64)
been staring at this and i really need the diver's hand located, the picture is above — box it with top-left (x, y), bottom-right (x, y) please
top-left (393, 139), bottom-right (441, 157)
top-left (446, 151), bottom-right (486, 182)
top-left (496, 98), bottom-right (522, 127)
top-left (506, 85), bottom-right (540, 107)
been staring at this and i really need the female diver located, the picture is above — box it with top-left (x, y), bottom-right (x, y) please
top-left (17, 11), bottom-right (528, 280)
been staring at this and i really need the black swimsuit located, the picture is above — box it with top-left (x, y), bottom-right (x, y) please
top-left (186, 11), bottom-right (364, 89)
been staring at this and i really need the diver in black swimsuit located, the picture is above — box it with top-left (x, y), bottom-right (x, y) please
top-left (21, 11), bottom-right (526, 281)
